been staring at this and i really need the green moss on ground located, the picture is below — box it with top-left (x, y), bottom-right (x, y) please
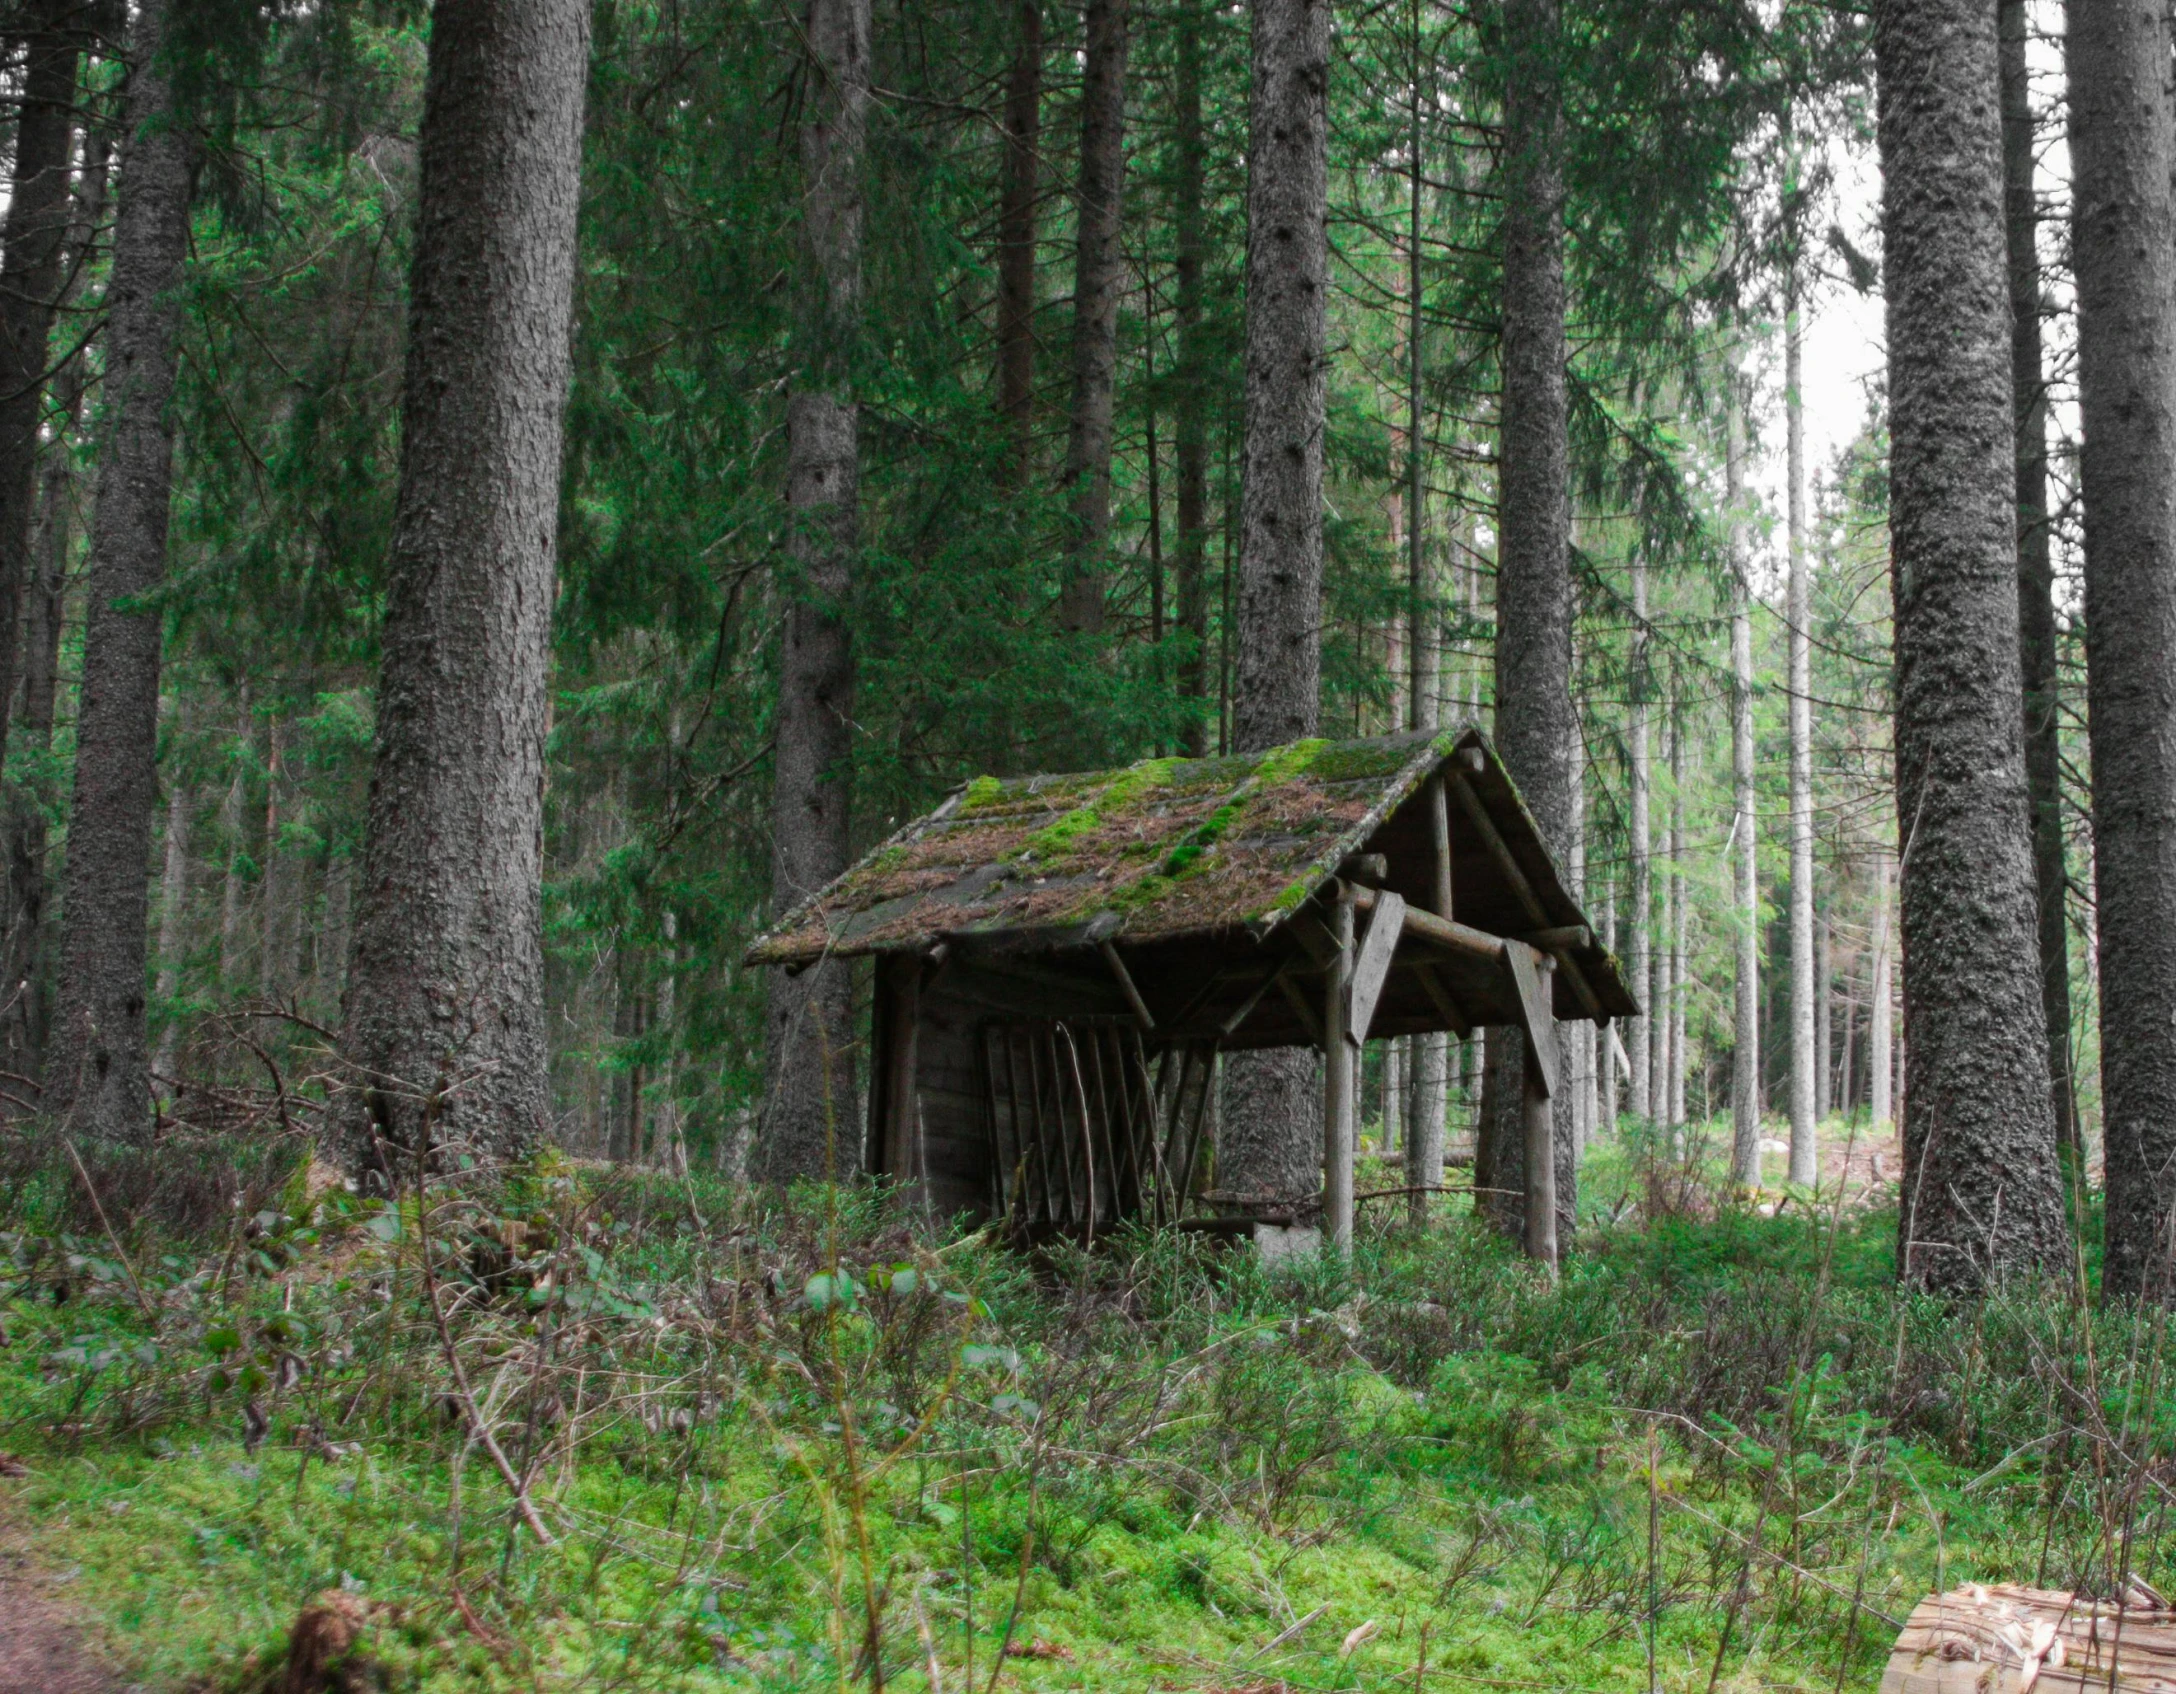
top-left (0, 1137), bottom-right (2151, 1693)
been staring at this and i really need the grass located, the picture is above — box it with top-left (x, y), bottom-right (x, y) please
top-left (1, 1124), bottom-right (2169, 1693)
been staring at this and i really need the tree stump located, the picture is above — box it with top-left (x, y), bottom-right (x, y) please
top-left (1883, 1583), bottom-right (2176, 1694)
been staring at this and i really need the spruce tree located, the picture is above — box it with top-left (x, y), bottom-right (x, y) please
top-left (1876, 0), bottom-right (2067, 1289)
top-left (337, 0), bottom-right (592, 1178)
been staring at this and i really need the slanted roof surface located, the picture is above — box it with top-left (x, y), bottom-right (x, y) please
top-left (747, 729), bottom-right (1634, 1021)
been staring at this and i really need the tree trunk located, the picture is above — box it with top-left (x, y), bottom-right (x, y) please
top-left (151, 754), bottom-right (191, 1090)
top-left (1871, 848), bottom-right (1893, 1128)
top-left (1729, 377), bottom-right (1762, 1184)
top-left (995, 0), bottom-right (1041, 489)
top-left (1599, 877), bottom-right (1619, 1132)
top-left (1786, 279), bottom-right (1818, 1184)
top-left (43, 0), bottom-right (195, 1144)
top-left (2001, 0), bottom-right (2075, 1166)
top-left (336, 0), bottom-right (590, 1179)
top-left (1056, 0), bottom-right (1129, 636)
top-left (5, 164), bottom-right (104, 1082)
top-left (218, 710), bottom-right (248, 996)
top-left (1815, 911), bottom-right (1833, 1121)
top-left (1218, 0), bottom-right (1330, 1209)
top-left (756, 0), bottom-right (867, 1185)
top-left (1480, 0), bottom-right (1575, 1253)
top-left (1668, 686), bottom-right (1687, 1130)
top-left (2069, 0), bottom-right (2176, 1299)
top-left (1877, 0), bottom-right (2067, 1289)
top-left (1628, 551), bottom-right (1651, 1122)
top-left (258, 716), bottom-right (296, 1005)
top-left (0, 0), bottom-right (81, 769)
top-left (1172, 0), bottom-right (1210, 753)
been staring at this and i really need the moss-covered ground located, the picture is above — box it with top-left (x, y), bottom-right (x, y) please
top-left (0, 1126), bottom-right (2163, 1692)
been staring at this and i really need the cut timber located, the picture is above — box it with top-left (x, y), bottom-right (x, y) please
top-left (1882, 1584), bottom-right (2176, 1694)
top-left (1347, 889), bottom-right (1405, 1044)
top-left (1504, 939), bottom-right (1559, 1098)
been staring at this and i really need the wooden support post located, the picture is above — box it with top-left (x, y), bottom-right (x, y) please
top-left (1098, 940), bottom-right (1156, 1031)
top-left (1323, 885), bottom-right (1356, 1257)
top-left (1523, 952), bottom-right (1559, 1277)
top-left (881, 959), bottom-right (924, 1186)
top-left (1428, 774), bottom-right (1454, 919)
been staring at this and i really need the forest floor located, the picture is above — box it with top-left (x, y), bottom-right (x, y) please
top-left (0, 1117), bottom-right (2151, 1694)
top-left (0, 1513), bottom-right (125, 1693)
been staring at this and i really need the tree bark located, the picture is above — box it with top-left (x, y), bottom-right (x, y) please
top-left (0, 0), bottom-right (82, 767)
top-left (1480, 0), bottom-right (1575, 1253)
top-left (337, 0), bottom-right (590, 1178)
top-left (5, 123), bottom-right (108, 1082)
top-left (1628, 550), bottom-right (1651, 1122)
top-left (1876, 0), bottom-right (2067, 1289)
top-left (1219, 0), bottom-right (1329, 1208)
top-left (1056, 0), bottom-right (1129, 635)
top-left (2001, 0), bottom-right (2075, 1163)
top-left (995, 0), bottom-right (1041, 489)
top-left (1787, 274), bottom-right (1818, 1185)
top-left (2068, 0), bottom-right (2176, 1299)
top-left (151, 750), bottom-right (191, 1089)
top-left (1729, 377), bottom-right (1762, 1185)
top-left (1172, 0), bottom-right (1210, 753)
top-left (1816, 912), bottom-right (1833, 1121)
top-left (1871, 847), bottom-right (1893, 1128)
top-left (756, 0), bottom-right (867, 1184)
top-left (259, 715), bottom-right (297, 1004)
top-left (1667, 684), bottom-right (1687, 1130)
top-left (44, 0), bottom-right (195, 1144)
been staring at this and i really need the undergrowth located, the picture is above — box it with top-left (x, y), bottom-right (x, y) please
top-left (0, 1129), bottom-right (2170, 1693)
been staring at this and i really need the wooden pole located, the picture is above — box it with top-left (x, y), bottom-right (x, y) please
top-left (1324, 883), bottom-right (1356, 1256)
top-left (1524, 954), bottom-right (1559, 1276)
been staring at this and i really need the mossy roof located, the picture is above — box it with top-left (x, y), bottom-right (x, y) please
top-left (746, 727), bottom-right (1602, 978)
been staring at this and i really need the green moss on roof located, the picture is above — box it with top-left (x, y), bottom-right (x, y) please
top-left (745, 729), bottom-right (1475, 965)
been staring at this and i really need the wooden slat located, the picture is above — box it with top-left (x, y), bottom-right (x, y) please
top-left (1882, 1585), bottom-right (2176, 1694)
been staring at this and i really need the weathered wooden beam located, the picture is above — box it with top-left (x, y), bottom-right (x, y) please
top-left (1518, 924), bottom-right (1591, 953)
top-left (1428, 774), bottom-right (1454, 919)
top-left (1276, 973), bottom-right (1324, 1044)
top-left (1351, 884), bottom-right (1504, 965)
top-left (1504, 939), bottom-right (1560, 1098)
top-left (1523, 1033), bottom-right (1558, 1278)
top-left (1098, 941), bottom-right (1156, 1032)
top-left (1323, 888), bottom-right (1357, 1257)
top-left (1446, 771), bottom-right (1605, 1020)
top-left (1411, 962), bottom-right (1473, 1037)
top-left (1346, 889), bottom-right (1406, 1045)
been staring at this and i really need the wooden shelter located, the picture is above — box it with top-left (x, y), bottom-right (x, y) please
top-left (746, 728), bottom-right (1634, 1254)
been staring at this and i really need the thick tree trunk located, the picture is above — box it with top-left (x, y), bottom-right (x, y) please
top-left (1787, 283), bottom-right (1818, 1184)
top-left (4, 127), bottom-right (107, 1084)
top-left (1628, 552), bottom-right (1651, 1122)
top-left (756, 0), bottom-right (867, 1184)
top-left (1877, 0), bottom-right (2067, 1289)
top-left (995, 0), bottom-right (1041, 489)
top-left (1404, 38), bottom-right (1449, 1209)
top-left (2068, 0), bottom-right (2176, 1299)
top-left (1220, 0), bottom-right (1329, 1208)
top-left (2001, 0), bottom-right (2075, 1163)
top-left (1056, 0), bottom-right (1129, 635)
top-left (1729, 379), bottom-right (1762, 1184)
top-left (0, 0), bottom-right (81, 769)
top-left (44, 0), bottom-right (196, 1144)
top-left (1173, 0), bottom-right (1211, 753)
top-left (337, 0), bottom-right (590, 1179)
top-left (1479, 0), bottom-right (1575, 1253)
